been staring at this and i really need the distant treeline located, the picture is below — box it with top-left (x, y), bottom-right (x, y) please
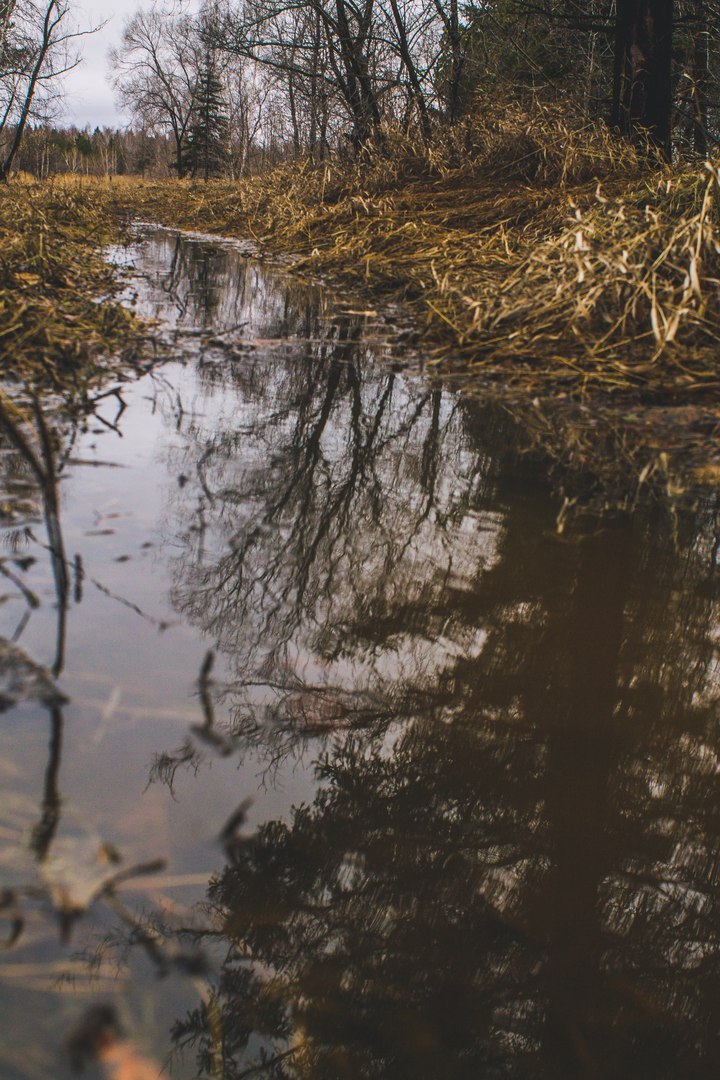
top-left (10, 123), bottom-right (294, 180)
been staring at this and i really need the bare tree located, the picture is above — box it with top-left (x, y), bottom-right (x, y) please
top-left (204, 0), bottom-right (479, 149)
top-left (207, 0), bottom-right (410, 149)
top-left (223, 56), bottom-right (271, 173)
top-left (0, 0), bottom-right (93, 180)
top-left (110, 2), bottom-right (204, 177)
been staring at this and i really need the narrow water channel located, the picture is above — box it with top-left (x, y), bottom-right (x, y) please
top-left (2, 229), bottom-right (720, 1078)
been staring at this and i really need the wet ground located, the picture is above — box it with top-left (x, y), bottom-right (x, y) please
top-left (2, 228), bottom-right (720, 1078)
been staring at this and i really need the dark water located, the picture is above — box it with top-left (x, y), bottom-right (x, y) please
top-left (2, 229), bottom-right (720, 1078)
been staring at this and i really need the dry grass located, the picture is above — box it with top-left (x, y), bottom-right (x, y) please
top-left (108, 104), bottom-right (720, 403)
top-left (0, 180), bottom-right (138, 392)
top-left (6, 106), bottom-right (720, 501)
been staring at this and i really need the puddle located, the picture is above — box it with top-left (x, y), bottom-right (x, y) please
top-left (2, 228), bottom-right (720, 1077)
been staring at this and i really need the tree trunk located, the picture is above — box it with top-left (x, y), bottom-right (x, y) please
top-left (611, 0), bottom-right (673, 159)
top-left (173, 129), bottom-right (186, 179)
top-left (0, 0), bottom-right (59, 182)
top-left (333, 0), bottom-right (382, 148)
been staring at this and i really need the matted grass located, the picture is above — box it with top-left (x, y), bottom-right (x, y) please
top-left (107, 106), bottom-right (720, 402)
top-left (7, 105), bottom-right (720, 502)
top-left (0, 179), bottom-right (139, 393)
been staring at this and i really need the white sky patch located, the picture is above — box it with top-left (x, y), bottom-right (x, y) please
top-left (59, 0), bottom-right (199, 129)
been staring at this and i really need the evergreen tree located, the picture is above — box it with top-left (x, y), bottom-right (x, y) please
top-left (182, 52), bottom-right (230, 180)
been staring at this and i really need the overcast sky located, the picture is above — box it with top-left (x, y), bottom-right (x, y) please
top-left (57, 1), bottom-right (136, 129)
top-left (60, 0), bottom-right (198, 129)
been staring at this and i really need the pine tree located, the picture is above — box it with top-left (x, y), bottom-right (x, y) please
top-left (182, 53), bottom-right (230, 180)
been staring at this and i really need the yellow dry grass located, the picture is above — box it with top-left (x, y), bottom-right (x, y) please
top-left (0, 180), bottom-right (138, 391)
top-left (6, 104), bottom-right (720, 500)
top-left (107, 105), bottom-right (720, 401)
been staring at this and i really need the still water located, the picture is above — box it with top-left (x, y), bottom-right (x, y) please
top-left (2, 229), bottom-right (720, 1078)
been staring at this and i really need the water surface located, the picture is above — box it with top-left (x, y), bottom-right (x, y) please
top-left (2, 229), bottom-right (720, 1078)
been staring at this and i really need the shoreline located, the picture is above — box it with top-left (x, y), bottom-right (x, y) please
top-left (104, 144), bottom-right (720, 506)
top-left (0, 181), bottom-right (142, 398)
top-left (4, 132), bottom-right (720, 506)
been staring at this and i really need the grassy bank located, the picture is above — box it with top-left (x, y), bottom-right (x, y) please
top-left (5, 115), bottom-right (720, 408)
top-left (0, 180), bottom-right (138, 394)
top-left (103, 110), bottom-right (720, 500)
top-left (5, 109), bottom-right (720, 501)
top-left (109, 109), bottom-right (720, 401)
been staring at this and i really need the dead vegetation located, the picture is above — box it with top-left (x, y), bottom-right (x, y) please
top-left (6, 107), bottom-right (720, 500)
top-left (7, 108), bottom-right (720, 410)
top-left (108, 105), bottom-right (720, 403)
top-left (0, 179), bottom-right (139, 393)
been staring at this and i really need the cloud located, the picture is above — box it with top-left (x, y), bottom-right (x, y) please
top-left (60, 0), bottom-right (143, 128)
top-left (59, 0), bottom-right (202, 128)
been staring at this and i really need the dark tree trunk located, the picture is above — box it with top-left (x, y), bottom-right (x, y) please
top-left (611, 0), bottom-right (673, 159)
top-left (0, 0), bottom-right (58, 182)
top-left (173, 129), bottom-right (186, 179)
top-left (334, 0), bottom-right (382, 149)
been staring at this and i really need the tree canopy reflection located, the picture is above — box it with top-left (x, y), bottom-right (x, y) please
top-left (145, 236), bottom-right (720, 1077)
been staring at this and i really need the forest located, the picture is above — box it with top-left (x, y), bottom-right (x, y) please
top-left (0, 1), bottom-right (709, 177)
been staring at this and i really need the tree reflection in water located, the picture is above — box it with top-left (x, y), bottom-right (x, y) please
top-left (134, 240), bottom-right (720, 1079)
